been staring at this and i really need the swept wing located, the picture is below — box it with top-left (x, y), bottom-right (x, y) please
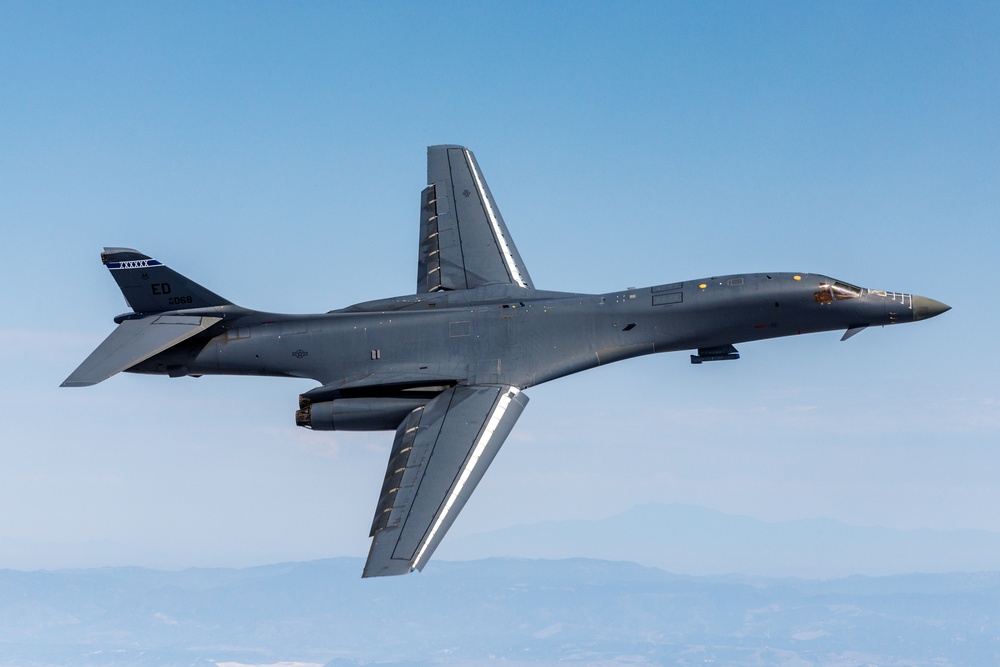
top-left (417, 145), bottom-right (534, 293)
top-left (363, 384), bottom-right (529, 577)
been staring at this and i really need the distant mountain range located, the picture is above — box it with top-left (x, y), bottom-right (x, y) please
top-left (4, 504), bottom-right (999, 579)
top-left (441, 503), bottom-right (1000, 578)
top-left (0, 557), bottom-right (997, 666)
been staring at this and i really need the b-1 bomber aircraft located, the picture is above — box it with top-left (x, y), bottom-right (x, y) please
top-left (63, 145), bottom-right (950, 577)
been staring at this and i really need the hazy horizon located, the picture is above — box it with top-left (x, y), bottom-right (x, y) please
top-left (2, 502), bottom-right (999, 578)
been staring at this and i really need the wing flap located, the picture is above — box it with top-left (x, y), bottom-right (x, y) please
top-left (61, 315), bottom-right (222, 387)
top-left (363, 384), bottom-right (529, 577)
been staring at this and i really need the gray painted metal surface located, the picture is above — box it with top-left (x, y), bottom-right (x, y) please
top-left (63, 145), bottom-right (950, 577)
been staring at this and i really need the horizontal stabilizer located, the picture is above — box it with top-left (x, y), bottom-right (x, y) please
top-left (61, 315), bottom-right (222, 387)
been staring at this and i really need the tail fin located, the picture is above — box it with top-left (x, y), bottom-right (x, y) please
top-left (102, 247), bottom-right (232, 314)
top-left (62, 248), bottom-right (235, 387)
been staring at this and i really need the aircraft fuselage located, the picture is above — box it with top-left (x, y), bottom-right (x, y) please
top-left (130, 271), bottom-right (945, 417)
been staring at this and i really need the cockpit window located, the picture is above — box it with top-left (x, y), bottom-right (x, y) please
top-left (831, 281), bottom-right (863, 300)
top-left (814, 281), bottom-right (863, 304)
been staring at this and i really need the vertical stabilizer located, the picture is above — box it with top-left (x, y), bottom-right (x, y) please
top-left (101, 247), bottom-right (232, 314)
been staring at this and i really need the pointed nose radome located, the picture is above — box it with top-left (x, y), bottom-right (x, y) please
top-left (912, 296), bottom-right (951, 321)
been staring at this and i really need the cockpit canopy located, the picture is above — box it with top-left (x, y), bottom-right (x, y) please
top-left (814, 281), bottom-right (863, 304)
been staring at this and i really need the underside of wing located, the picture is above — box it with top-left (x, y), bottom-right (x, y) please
top-left (417, 145), bottom-right (534, 293)
top-left (363, 384), bottom-right (529, 577)
top-left (61, 315), bottom-right (221, 387)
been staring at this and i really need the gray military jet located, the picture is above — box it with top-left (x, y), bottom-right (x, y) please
top-left (64, 145), bottom-right (950, 577)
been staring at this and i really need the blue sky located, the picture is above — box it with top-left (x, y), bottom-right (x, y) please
top-left (1, 1), bottom-right (997, 571)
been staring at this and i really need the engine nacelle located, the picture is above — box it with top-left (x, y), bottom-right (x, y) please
top-left (295, 397), bottom-right (429, 431)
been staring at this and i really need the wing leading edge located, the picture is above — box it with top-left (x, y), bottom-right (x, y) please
top-left (417, 145), bottom-right (534, 293)
top-left (363, 384), bottom-right (529, 577)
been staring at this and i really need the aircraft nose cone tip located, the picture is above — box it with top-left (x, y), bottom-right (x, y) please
top-left (912, 295), bottom-right (951, 321)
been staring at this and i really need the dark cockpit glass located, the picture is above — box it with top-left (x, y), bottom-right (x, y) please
top-left (831, 281), bottom-right (863, 300)
top-left (814, 281), bottom-right (863, 303)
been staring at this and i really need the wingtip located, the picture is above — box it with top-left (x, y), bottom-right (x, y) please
top-left (361, 562), bottom-right (416, 578)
